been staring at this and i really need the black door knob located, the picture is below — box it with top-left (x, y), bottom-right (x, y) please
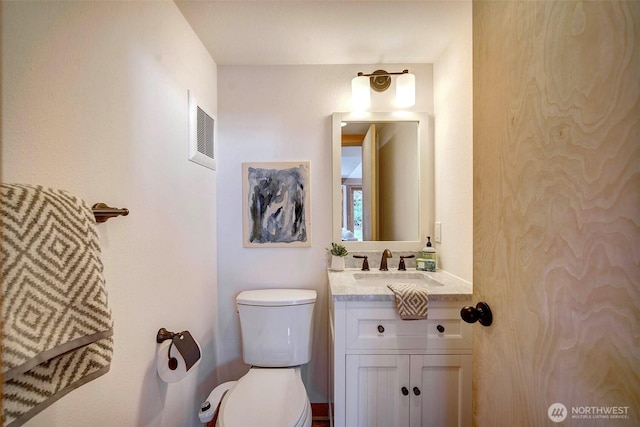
top-left (377, 325), bottom-right (385, 333)
top-left (401, 387), bottom-right (409, 396)
top-left (460, 302), bottom-right (493, 326)
top-left (436, 324), bottom-right (445, 333)
top-left (413, 387), bottom-right (421, 396)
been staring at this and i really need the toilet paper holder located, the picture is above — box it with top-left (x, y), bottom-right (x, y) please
top-left (156, 327), bottom-right (179, 343)
top-left (156, 327), bottom-right (201, 373)
top-left (157, 328), bottom-right (182, 371)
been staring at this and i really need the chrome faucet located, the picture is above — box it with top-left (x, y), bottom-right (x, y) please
top-left (379, 249), bottom-right (393, 271)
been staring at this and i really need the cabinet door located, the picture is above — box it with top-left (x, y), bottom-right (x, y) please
top-left (409, 354), bottom-right (472, 427)
top-left (346, 354), bottom-right (411, 427)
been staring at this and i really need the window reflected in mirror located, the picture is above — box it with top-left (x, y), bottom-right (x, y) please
top-left (341, 184), bottom-right (362, 241)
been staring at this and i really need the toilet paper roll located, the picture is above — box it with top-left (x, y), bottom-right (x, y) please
top-left (156, 331), bottom-right (202, 383)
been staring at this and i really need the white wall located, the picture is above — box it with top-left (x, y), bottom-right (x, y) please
top-left (434, 5), bottom-right (474, 282)
top-left (1, 2), bottom-right (218, 426)
top-left (216, 64), bottom-right (434, 402)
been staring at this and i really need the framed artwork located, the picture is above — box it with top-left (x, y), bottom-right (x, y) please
top-left (242, 161), bottom-right (311, 247)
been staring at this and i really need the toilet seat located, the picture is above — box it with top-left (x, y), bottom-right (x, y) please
top-left (218, 367), bottom-right (310, 427)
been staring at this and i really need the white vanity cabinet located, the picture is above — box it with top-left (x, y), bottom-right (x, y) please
top-left (330, 299), bottom-right (472, 427)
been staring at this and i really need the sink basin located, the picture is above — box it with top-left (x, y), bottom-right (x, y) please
top-left (353, 272), bottom-right (443, 286)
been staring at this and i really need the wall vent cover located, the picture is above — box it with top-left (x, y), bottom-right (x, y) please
top-left (188, 90), bottom-right (216, 170)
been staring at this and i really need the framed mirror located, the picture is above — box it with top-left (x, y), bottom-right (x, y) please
top-left (332, 112), bottom-right (433, 251)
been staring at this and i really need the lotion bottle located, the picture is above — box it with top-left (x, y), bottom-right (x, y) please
top-left (421, 236), bottom-right (437, 270)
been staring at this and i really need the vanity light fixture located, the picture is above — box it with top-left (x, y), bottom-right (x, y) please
top-left (351, 69), bottom-right (416, 111)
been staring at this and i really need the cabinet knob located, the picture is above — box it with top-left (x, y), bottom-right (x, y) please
top-left (413, 387), bottom-right (421, 396)
top-left (436, 324), bottom-right (445, 333)
top-left (377, 325), bottom-right (385, 333)
top-left (401, 387), bottom-right (409, 396)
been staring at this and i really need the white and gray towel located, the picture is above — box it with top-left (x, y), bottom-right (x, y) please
top-left (388, 283), bottom-right (429, 320)
top-left (1, 184), bottom-right (113, 426)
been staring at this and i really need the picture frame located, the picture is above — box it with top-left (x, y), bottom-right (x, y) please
top-left (242, 161), bottom-right (311, 247)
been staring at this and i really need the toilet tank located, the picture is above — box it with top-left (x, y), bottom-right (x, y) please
top-left (236, 289), bottom-right (316, 367)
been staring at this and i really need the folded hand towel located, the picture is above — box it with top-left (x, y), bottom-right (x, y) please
top-left (1, 184), bottom-right (113, 427)
top-left (387, 283), bottom-right (429, 320)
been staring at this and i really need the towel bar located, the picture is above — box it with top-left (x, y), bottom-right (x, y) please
top-left (92, 203), bottom-right (129, 223)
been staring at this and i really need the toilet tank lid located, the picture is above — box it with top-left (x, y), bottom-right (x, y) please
top-left (236, 289), bottom-right (317, 306)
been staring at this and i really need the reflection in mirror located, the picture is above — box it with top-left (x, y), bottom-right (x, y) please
top-left (340, 122), bottom-right (418, 241)
top-left (332, 112), bottom-right (433, 252)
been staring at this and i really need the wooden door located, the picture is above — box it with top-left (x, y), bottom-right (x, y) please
top-left (362, 124), bottom-right (378, 241)
top-left (345, 354), bottom-right (410, 427)
top-left (473, 1), bottom-right (639, 425)
top-left (409, 354), bottom-right (472, 427)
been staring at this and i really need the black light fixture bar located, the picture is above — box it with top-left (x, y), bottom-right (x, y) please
top-left (356, 69), bottom-right (410, 78)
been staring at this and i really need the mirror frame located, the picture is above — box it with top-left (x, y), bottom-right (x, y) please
top-left (332, 112), bottom-right (433, 251)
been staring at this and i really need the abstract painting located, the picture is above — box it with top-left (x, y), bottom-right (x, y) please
top-left (242, 162), bottom-right (311, 247)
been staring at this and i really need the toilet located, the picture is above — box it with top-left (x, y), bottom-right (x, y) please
top-left (200, 288), bottom-right (316, 427)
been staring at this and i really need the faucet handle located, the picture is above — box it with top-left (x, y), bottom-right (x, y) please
top-left (398, 255), bottom-right (415, 271)
top-left (353, 255), bottom-right (370, 271)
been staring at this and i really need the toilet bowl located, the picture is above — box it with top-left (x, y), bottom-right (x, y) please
top-left (218, 367), bottom-right (311, 427)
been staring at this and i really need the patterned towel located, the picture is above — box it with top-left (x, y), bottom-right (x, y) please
top-left (387, 283), bottom-right (429, 320)
top-left (1, 184), bottom-right (113, 427)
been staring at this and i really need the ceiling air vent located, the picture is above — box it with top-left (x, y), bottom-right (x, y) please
top-left (188, 90), bottom-right (216, 170)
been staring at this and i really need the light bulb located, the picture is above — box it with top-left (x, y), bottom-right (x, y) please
top-left (396, 73), bottom-right (415, 108)
top-left (351, 76), bottom-right (370, 111)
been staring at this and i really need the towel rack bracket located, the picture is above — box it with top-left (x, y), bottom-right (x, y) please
top-left (92, 203), bottom-right (129, 223)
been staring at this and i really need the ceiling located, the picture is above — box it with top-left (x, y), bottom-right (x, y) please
top-left (175, 1), bottom-right (470, 65)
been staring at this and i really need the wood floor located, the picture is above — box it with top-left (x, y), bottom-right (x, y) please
top-left (311, 403), bottom-right (330, 426)
top-left (209, 416), bottom-right (329, 426)
top-left (206, 403), bottom-right (330, 426)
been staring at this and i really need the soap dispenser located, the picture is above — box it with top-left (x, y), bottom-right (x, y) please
top-left (420, 236), bottom-right (436, 271)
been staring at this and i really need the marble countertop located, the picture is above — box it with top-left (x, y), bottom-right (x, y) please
top-left (328, 268), bottom-right (473, 302)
